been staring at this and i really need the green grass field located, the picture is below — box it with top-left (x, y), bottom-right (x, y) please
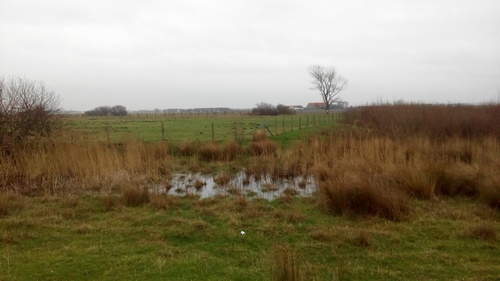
top-left (62, 113), bottom-right (339, 144)
top-left (1, 194), bottom-right (498, 280)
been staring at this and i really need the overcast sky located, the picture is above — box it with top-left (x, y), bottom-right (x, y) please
top-left (1, 0), bottom-right (499, 111)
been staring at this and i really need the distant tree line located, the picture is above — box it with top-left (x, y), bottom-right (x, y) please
top-left (84, 105), bottom-right (128, 116)
top-left (251, 102), bottom-right (296, 116)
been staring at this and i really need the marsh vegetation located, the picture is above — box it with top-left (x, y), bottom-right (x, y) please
top-left (0, 104), bottom-right (499, 280)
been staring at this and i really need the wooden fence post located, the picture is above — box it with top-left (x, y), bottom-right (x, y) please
top-left (211, 122), bottom-right (214, 141)
top-left (161, 122), bottom-right (165, 140)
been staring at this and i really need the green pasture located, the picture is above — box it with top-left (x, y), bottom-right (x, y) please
top-left (62, 113), bottom-right (339, 144)
top-left (1, 194), bottom-right (498, 280)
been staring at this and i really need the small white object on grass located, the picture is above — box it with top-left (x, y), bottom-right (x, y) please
top-left (240, 230), bottom-right (246, 235)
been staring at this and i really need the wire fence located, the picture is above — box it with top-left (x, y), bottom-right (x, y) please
top-left (64, 113), bottom-right (343, 144)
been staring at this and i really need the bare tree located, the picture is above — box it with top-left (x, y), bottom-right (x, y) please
top-left (0, 76), bottom-right (61, 150)
top-left (308, 65), bottom-right (348, 114)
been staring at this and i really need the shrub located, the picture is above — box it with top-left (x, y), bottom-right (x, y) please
top-left (0, 76), bottom-right (61, 151)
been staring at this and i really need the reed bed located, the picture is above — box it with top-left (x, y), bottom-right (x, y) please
top-left (0, 141), bottom-right (172, 195)
top-left (304, 104), bottom-right (500, 218)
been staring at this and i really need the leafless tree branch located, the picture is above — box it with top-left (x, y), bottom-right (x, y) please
top-left (308, 65), bottom-right (348, 113)
top-left (0, 76), bottom-right (61, 151)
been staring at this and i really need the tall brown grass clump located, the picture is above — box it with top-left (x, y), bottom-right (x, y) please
top-left (122, 184), bottom-right (150, 207)
top-left (478, 170), bottom-right (500, 210)
top-left (270, 244), bottom-right (301, 281)
top-left (466, 223), bottom-right (497, 242)
top-left (0, 192), bottom-right (10, 217)
top-left (250, 131), bottom-right (277, 156)
top-left (314, 165), bottom-right (409, 221)
top-left (434, 162), bottom-right (481, 197)
top-left (198, 141), bottom-right (240, 162)
top-left (176, 140), bottom-right (195, 156)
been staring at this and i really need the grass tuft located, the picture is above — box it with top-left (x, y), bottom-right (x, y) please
top-left (353, 230), bottom-right (372, 247)
top-left (466, 223), bottom-right (497, 242)
top-left (122, 185), bottom-right (150, 207)
top-left (0, 192), bottom-right (10, 217)
top-left (214, 173), bottom-right (231, 186)
top-left (176, 140), bottom-right (195, 156)
top-left (250, 139), bottom-right (277, 156)
top-left (270, 244), bottom-right (301, 281)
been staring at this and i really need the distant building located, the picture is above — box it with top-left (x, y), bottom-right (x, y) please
top-left (306, 102), bottom-right (327, 109)
top-left (288, 105), bottom-right (304, 110)
top-left (306, 101), bottom-right (348, 110)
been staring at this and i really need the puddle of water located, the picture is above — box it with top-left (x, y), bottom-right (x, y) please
top-left (153, 172), bottom-right (317, 200)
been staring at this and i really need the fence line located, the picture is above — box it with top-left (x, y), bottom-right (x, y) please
top-left (65, 113), bottom-right (342, 143)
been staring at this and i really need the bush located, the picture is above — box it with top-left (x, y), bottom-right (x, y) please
top-left (251, 102), bottom-right (296, 116)
top-left (0, 76), bottom-right (61, 151)
top-left (84, 105), bottom-right (128, 116)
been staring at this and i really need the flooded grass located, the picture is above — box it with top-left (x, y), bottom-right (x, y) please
top-left (156, 172), bottom-right (316, 200)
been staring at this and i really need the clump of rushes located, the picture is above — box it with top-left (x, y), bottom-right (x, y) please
top-left (0, 192), bottom-right (10, 217)
top-left (250, 130), bottom-right (277, 156)
top-left (479, 173), bottom-right (500, 210)
top-left (250, 139), bottom-right (277, 156)
top-left (434, 162), bottom-right (481, 197)
top-left (192, 179), bottom-right (206, 190)
top-left (314, 165), bottom-right (409, 221)
top-left (466, 223), bottom-right (497, 242)
top-left (176, 140), bottom-right (195, 156)
top-left (214, 173), bottom-right (231, 186)
top-left (198, 142), bottom-right (222, 162)
top-left (198, 141), bottom-right (241, 162)
top-left (270, 244), bottom-right (301, 281)
top-left (122, 185), bottom-right (150, 207)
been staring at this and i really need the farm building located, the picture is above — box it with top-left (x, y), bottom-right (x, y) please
top-left (306, 101), bottom-right (348, 110)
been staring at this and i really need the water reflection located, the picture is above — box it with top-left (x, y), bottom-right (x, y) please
top-left (154, 172), bottom-right (316, 200)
